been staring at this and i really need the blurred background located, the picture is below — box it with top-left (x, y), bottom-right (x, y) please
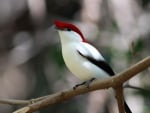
top-left (0, 0), bottom-right (149, 113)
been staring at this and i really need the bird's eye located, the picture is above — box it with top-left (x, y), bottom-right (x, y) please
top-left (66, 28), bottom-right (72, 31)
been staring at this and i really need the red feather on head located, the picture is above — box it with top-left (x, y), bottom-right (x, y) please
top-left (54, 20), bottom-right (86, 42)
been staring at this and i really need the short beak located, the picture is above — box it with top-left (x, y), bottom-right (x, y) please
top-left (51, 25), bottom-right (57, 29)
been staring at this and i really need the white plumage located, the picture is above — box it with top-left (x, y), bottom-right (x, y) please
top-left (58, 30), bottom-right (109, 80)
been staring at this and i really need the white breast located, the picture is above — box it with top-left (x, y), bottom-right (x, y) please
top-left (61, 42), bottom-right (109, 81)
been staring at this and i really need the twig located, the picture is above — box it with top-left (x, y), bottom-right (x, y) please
top-left (124, 84), bottom-right (150, 93)
top-left (114, 85), bottom-right (125, 113)
top-left (0, 95), bottom-right (49, 106)
top-left (0, 99), bottom-right (29, 105)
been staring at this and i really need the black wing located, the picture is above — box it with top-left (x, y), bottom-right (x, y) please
top-left (77, 50), bottom-right (115, 76)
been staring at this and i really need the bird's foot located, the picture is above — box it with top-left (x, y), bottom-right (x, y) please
top-left (73, 78), bottom-right (96, 90)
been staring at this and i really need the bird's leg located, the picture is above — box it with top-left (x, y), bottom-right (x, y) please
top-left (73, 81), bottom-right (86, 90)
top-left (84, 77), bottom-right (96, 88)
top-left (73, 78), bottom-right (96, 90)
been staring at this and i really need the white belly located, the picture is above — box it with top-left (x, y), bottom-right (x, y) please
top-left (62, 44), bottom-right (109, 81)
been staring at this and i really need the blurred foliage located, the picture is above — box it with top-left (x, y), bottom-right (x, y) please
top-left (48, 45), bottom-right (65, 68)
top-left (134, 88), bottom-right (150, 113)
top-left (126, 38), bottom-right (144, 61)
top-left (46, 0), bottom-right (81, 19)
top-left (141, 0), bottom-right (150, 8)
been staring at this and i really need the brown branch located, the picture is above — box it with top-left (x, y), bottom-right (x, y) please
top-left (114, 86), bottom-right (125, 113)
top-left (12, 56), bottom-right (150, 113)
top-left (0, 95), bottom-right (49, 106)
top-left (0, 99), bottom-right (29, 105)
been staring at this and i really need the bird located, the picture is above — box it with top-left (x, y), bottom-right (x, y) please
top-left (54, 20), bottom-right (132, 113)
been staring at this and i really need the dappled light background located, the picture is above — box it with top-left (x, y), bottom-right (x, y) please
top-left (0, 0), bottom-right (149, 113)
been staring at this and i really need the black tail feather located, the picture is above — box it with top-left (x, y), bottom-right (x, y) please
top-left (124, 101), bottom-right (132, 113)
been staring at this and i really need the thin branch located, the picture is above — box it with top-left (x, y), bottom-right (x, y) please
top-left (0, 95), bottom-right (49, 106)
top-left (12, 56), bottom-right (150, 113)
top-left (124, 84), bottom-right (150, 92)
top-left (114, 86), bottom-right (125, 113)
top-left (112, 56), bottom-right (150, 86)
top-left (0, 99), bottom-right (29, 105)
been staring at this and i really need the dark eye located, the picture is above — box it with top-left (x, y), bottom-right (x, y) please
top-left (66, 28), bottom-right (72, 31)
